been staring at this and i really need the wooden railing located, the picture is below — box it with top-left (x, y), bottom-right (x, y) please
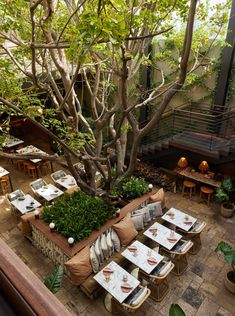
top-left (0, 238), bottom-right (72, 316)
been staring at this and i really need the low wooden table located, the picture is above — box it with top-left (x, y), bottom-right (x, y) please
top-left (162, 208), bottom-right (197, 231)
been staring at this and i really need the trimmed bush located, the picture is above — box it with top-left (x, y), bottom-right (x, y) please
top-left (43, 190), bottom-right (116, 242)
top-left (112, 176), bottom-right (148, 201)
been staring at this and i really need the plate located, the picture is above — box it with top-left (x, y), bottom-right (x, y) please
top-left (120, 283), bottom-right (133, 293)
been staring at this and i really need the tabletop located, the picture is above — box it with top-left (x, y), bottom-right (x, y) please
top-left (162, 208), bottom-right (197, 231)
top-left (4, 136), bottom-right (24, 148)
top-left (36, 184), bottom-right (64, 201)
top-left (175, 167), bottom-right (221, 188)
top-left (0, 167), bottom-right (9, 178)
top-left (122, 240), bottom-right (164, 274)
top-left (56, 175), bottom-right (77, 190)
top-left (93, 261), bottom-right (140, 303)
top-left (144, 222), bottom-right (182, 250)
top-left (17, 145), bottom-right (48, 163)
top-left (11, 194), bottom-right (41, 214)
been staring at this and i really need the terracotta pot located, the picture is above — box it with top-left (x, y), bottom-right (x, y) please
top-left (224, 271), bottom-right (235, 293)
top-left (220, 203), bottom-right (234, 218)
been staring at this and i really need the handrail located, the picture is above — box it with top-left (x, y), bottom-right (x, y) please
top-left (0, 238), bottom-right (72, 316)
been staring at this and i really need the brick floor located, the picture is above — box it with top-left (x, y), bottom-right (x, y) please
top-left (0, 153), bottom-right (235, 316)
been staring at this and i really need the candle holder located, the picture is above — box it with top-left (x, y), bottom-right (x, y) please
top-left (148, 183), bottom-right (153, 192)
top-left (116, 209), bottom-right (121, 217)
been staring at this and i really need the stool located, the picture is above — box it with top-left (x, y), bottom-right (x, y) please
top-left (200, 186), bottom-right (214, 206)
top-left (39, 161), bottom-right (50, 175)
top-left (0, 176), bottom-right (10, 194)
top-left (16, 159), bottom-right (25, 170)
top-left (182, 180), bottom-right (196, 199)
top-left (26, 163), bottom-right (39, 178)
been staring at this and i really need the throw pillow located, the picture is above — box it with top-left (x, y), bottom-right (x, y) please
top-left (106, 231), bottom-right (114, 256)
top-left (100, 233), bottom-right (109, 260)
top-left (111, 229), bottom-right (121, 252)
top-left (65, 246), bottom-right (92, 285)
top-left (90, 245), bottom-right (100, 273)
top-left (131, 213), bottom-right (145, 231)
top-left (149, 188), bottom-right (166, 208)
top-left (147, 201), bottom-right (162, 219)
top-left (94, 236), bottom-right (104, 264)
top-left (113, 213), bottom-right (138, 247)
top-left (133, 206), bottom-right (151, 223)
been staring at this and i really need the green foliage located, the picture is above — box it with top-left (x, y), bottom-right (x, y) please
top-left (169, 304), bottom-right (186, 316)
top-left (215, 241), bottom-right (235, 282)
top-left (43, 190), bottom-right (116, 241)
top-left (215, 178), bottom-right (233, 204)
top-left (112, 176), bottom-right (148, 201)
top-left (44, 265), bottom-right (64, 294)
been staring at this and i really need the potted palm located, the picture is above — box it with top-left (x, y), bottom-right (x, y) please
top-left (215, 178), bottom-right (234, 218)
top-left (215, 241), bottom-right (235, 294)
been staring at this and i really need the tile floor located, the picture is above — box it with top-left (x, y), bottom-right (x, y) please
top-left (0, 154), bottom-right (235, 316)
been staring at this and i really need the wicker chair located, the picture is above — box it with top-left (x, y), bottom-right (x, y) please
top-left (30, 178), bottom-right (47, 198)
top-left (104, 285), bottom-right (151, 315)
top-left (8, 189), bottom-right (25, 202)
top-left (176, 222), bottom-right (206, 255)
top-left (138, 259), bottom-right (174, 302)
top-left (51, 170), bottom-right (66, 183)
top-left (160, 239), bottom-right (193, 276)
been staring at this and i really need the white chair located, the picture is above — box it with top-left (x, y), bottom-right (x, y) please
top-left (51, 170), bottom-right (66, 183)
top-left (8, 189), bottom-right (25, 202)
top-left (30, 178), bottom-right (47, 197)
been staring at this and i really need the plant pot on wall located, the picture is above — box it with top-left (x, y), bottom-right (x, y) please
top-left (224, 271), bottom-right (235, 293)
top-left (220, 203), bottom-right (234, 218)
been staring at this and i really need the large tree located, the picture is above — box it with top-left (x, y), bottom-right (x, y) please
top-left (0, 0), bottom-right (229, 203)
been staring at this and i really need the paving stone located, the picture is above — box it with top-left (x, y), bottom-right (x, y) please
top-left (182, 285), bottom-right (205, 309)
top-left (216, 306), bottom-right (233, 316)
top-left (195, 297), bottom-right (219, 316)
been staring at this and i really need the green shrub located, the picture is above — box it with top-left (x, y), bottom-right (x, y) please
top-left (215, 177), bottom-right (233, 204)
top-left (43, 190), bottom-right (116, 242)
top-left (113, 176), bottom-right (148, 201)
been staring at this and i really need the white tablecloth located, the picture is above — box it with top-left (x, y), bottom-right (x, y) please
top-left (36, 184), bottom-right (64, 201)
top-left (162, 208), bottom-right (197, 231)
top-left (11, 194), bottom-right (41, 214)
top-left (56, 175), bottom-right (77, 190)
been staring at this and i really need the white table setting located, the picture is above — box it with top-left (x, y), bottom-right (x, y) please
top-left (144, 222), bottom-right (182, 250)
top-left (122, 240), bottom-right (164, 274)
top-left (55, 175), bottom-right (77, 190)
top-left (4, 135), bottom-right (24, 148)
top-left (162, 208), bottom-right (197, 231)
top-left (17, 145), bottom-right (48, 163)
top-left (94, 261), bottom-right (140, 303)
top-left (0, 166), bottom-right (9, 178)
top-left (11, 194), bottom-right (41, 214)
top-left (35, 184), bottom-right (64, 201)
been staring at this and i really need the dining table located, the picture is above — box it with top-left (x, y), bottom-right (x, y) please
top-left (11, 194), bottom-right (41, 214)
top-left (4, 135), bottom-right (24, 149)
top-left (121, 240), bottom-right (164, 274)
top-left (93, 261), bottom-right (140, 304)
top-left (162, 208), bottom-right (197, 231)
top-left (144, 222), bottom-right (182, 250)
top-left (35, 184), bottom-right (64, 202)
top-left (55, 175), bottom-right (78, 190)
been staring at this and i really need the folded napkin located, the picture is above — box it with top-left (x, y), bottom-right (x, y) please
top-left (102, 267), bottom-right (113, 275)
top-left (147, 257), bottom-right (157, 265)
top-left (128, 245), bottom-right (137, 252)
top-left (167, 238), bottom-right (177, 243)
top-left (183, 221), bottom-right (192, 225)
top-left (121, 283), bottom-right (133, 293)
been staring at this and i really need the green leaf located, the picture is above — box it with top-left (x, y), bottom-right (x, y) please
top-left (44, 265), bottom-right (64, 294)
top-left (169, 304), bottom-right (186, 316)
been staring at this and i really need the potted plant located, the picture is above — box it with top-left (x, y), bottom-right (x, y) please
top-left (215, 178), bottom-right (234, 218)
top-left (215, 241), bottom-right (235, 293)
top-left (169, 304), bottom-right (186, 316)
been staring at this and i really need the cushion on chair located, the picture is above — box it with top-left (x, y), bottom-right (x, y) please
top-left (131, 213), bottom-right (145, 231)
top-left (65, 246), bottom-right (92, 285)
top-left (147, 201), bottom-right (162, 219)
top-left (129, 286), bottom-right (148, 306)
top-left (191, 222), bottom-right (205, 232)
top-left (90, 245), bottom-right (100, 273)
top-left (149, 188), bottom-right (166, 208)
top-left (113, 214), bottom-right (138, 247)
top-left (106, 231), bottom-right (114, 256)
top-left (158, 261), bottom-right (172, 276)
top-left (180, 240), bottom-right (192, 253)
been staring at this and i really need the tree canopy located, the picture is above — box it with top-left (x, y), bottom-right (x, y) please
top-left (0, 0), bottom-right (230, 203)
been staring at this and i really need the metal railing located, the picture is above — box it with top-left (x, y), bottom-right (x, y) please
top-left (141, 103), bottom-right (235, 152)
